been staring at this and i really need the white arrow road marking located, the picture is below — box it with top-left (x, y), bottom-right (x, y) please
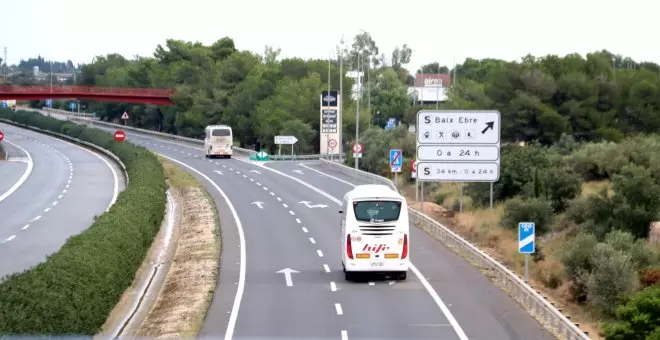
top-left (249, 170), bottom-right (261, 174)
top-left (214, 170), bottom-right (223, 175)
top-left (251, 201), bottom-right (264, 209)
top-left (276, 268), bottom-right (299, 287)
top-left (298, 201), bottom-right (328, 208)
top-left (293, 169), bottom-right (304, 174)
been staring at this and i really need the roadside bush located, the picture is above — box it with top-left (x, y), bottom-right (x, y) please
top-left (585, 243), bottom-right (640, 317)
top-left (466, 143), bottom-right (552, 206)
top-left (602, 285), bottom-right (660, 340)
top-left (560, 232), bottom-right (598, 302)
top-left (434, 190), bottom-right (447, 205)
top-left (560, 230), bottom-right (651, 314)
top-left (450, 196), bottom-right (473, 212)
top-left (640, 266), bottom-right (660, 287)
top-left (544, 166), bottom-right (582, 212)
top-left (0, 109), bottom-right (166, 335)
top-left (499, 196), bottom-right (554, 234)
top-left (608, 164), bottom-right (660, 238)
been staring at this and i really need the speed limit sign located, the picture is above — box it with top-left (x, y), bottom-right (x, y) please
top-left (411, 159), bottom-right (417, 178)
top-left (352, 143), bottom-right (363, 158)
top-left (328, 139), bottom-right (337, 148)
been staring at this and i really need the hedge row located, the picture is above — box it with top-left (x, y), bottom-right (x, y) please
top-left (0, 109), bottom-right (166, 334)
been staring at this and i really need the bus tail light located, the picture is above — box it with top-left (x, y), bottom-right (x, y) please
top-left (401, 234), bottom-right (409, 259)
top-left (346, 234), bottom-right (354, 259)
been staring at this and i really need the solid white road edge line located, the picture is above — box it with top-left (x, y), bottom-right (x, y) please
top-left (236, 158), bottom-right (470, 340)
top-left (0, 139), bottom-right (34, 203)
top-left (157, 153), bottom-right (246, 340)
top-left (122, 131), bottom-right (468, 339)
top-left (45, 134), bottom-right (119, 211)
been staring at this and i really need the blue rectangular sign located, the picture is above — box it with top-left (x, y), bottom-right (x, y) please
top-left (1, 101), bottom-right (6, 108)
top-left (389, 149), bottom-right (402, 168)
top-left (69, 102), bottom-right (76, 110)
top-left (518, 222), bottom-right (535, 254)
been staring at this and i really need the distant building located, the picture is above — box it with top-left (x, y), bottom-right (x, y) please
top-left (408, 73), bottom-right (451, 103)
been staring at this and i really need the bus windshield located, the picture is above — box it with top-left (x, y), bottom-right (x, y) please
top-left (211, 129), bottom-right (231, 137)
top-left (353, 200), bottom-right (402, 222)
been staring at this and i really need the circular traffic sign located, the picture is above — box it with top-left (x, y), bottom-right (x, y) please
top-left (352, 143), bottom-right (363, 153)
top-left (412, 159), bottom-right (417, 172)
top-left (0, 131), bottom-right (4, 142)
top-left (114, 130), bottom-right (126, 142)
top-left (328, 139), bottom-right (337, 148)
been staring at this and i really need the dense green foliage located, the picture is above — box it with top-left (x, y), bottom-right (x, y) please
top-left (602, 286), bottom-right (660, 339)
top-left (25, 33), bottom-right (414, 153)
top-left (0, 109), bottom-right (166, 334)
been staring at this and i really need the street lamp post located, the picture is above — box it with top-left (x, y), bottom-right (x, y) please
top-left (355, 52), bottom-right (361, 170)
top-left (338, 37), bottom-right (344, 162)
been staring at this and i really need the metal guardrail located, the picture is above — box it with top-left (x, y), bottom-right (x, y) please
top-left (0, 118), bottom-right (129, 185)
top-left (40, 107), bottom-right (95, 118)
top-left (314, 159), bottom-right (590, 340)
top-left (18, 107), bottom-right (590, 339)
top-left (48, 109), bottom-right (589, 339)
top-left (66, 116), bottom-right (346, 161)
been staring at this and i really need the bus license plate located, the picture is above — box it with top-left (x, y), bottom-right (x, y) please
top-left (371, 261), bottom-right (384, 267)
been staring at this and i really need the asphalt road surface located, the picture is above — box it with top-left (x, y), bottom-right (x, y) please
top-left (0, 123), bottom-right (123, 279)
top-left (115, 129), bottom-right (553, 340)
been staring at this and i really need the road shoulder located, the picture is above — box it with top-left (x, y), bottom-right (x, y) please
top-left (96, 158), bottom-right (221, 338)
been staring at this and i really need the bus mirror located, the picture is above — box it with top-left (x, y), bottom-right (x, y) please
top-left (338, 210), bottom-right (343, 214)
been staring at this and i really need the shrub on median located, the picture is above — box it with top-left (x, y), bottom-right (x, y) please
top-left (0, 109), bottom-right (166, 335)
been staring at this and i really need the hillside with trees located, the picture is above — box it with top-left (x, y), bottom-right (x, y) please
top-left (23, 33), bottom-right (660, 338)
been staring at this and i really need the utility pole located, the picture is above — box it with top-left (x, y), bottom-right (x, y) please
top-left (366, 56), bottom-right (371, 127)
top-left (338, 37), bottom-right (344, 163)
top-left (3, 47), bottom-right (7, 78)
top-left (355, 52), bottom-right (361, 170)
top-left (327, 51), bottom-right (331, 159)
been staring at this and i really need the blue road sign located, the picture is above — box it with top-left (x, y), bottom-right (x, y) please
top-left (69, 102), bottom-right (77, 110)
top-left (389, 149), bottom-right (403, 173)
top-left (1, 101), bottom-right (6, 109)
top-left (46, 99), bottom-right (53, 107)
top-left (518, 222), bottom-right (535, 254)
top-left (385, 118), bottom-right (396, 130)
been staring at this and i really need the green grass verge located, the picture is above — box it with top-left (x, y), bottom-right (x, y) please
top-left (0, 109), bottom-right (166, 335)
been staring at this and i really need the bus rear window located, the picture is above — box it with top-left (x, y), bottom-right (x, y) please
top-left (211, 129), bottom-right (231, 137)
top-left (353, 201), bottom-right (402, 222)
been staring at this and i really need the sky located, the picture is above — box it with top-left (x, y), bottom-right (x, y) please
top-left (2, 0), bottom-right (658, 74)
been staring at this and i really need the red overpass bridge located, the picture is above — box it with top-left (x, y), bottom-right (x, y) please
top-left (0, 85), bottom-right (175, 105)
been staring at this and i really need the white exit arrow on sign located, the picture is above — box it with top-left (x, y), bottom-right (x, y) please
top-left (274, 135), bottom-right (298, 144)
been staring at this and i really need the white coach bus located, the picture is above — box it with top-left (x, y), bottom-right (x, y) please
top-left (339, 184), bottom-right (410, 281)
top-left (204, 125), bottom-right (233, 159)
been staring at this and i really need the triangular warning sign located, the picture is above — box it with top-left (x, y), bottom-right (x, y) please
top-left (121, 112), bottom-right (129, 120)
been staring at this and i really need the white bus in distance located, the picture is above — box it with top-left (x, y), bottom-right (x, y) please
top-left (204, 125), bottom-right (233, 159)
top-left (339, 184), bottom-right (409, 281)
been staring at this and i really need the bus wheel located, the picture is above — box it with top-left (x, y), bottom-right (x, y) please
top-left (397, 272), bottom-right (407, 281)
top-left (344, 271), bottom-right (355, 282)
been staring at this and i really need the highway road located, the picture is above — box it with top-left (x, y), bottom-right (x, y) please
top-left (0, 123), bottom-right (124, 279)
top-left (112, 129), bottom-right (553, 340)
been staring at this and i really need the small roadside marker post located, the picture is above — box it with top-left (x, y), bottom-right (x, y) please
top-left (518, 222), bottom-right (536, 282)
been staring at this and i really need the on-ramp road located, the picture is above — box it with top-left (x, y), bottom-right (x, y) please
top-left (117, 129), bottom-right (553, 340)
top-left (0, 123), bottom-right (123, 279)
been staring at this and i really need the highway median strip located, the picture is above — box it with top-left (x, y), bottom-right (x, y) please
top-left (0, 108), bottom-right (166, 335)
top-left (100, 157), bottom-right (221, 338)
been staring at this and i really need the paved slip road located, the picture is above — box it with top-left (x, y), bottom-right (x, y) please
top-left (0, 123), bottom-right (123, 279)
top-left (112, 128), bottom-right (553, 340)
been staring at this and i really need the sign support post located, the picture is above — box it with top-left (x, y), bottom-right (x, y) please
top-left (389, 149), bottom-right (403, 187)
top-left (274, 135), bottom-right (299, 159)
top-left (518, 222), bottom-right (535, 283)
top-left (121, 111), bottom-right (130, 126)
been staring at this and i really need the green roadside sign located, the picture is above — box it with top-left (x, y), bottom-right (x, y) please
top-left (250, 150), bottom-right (269, 161)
